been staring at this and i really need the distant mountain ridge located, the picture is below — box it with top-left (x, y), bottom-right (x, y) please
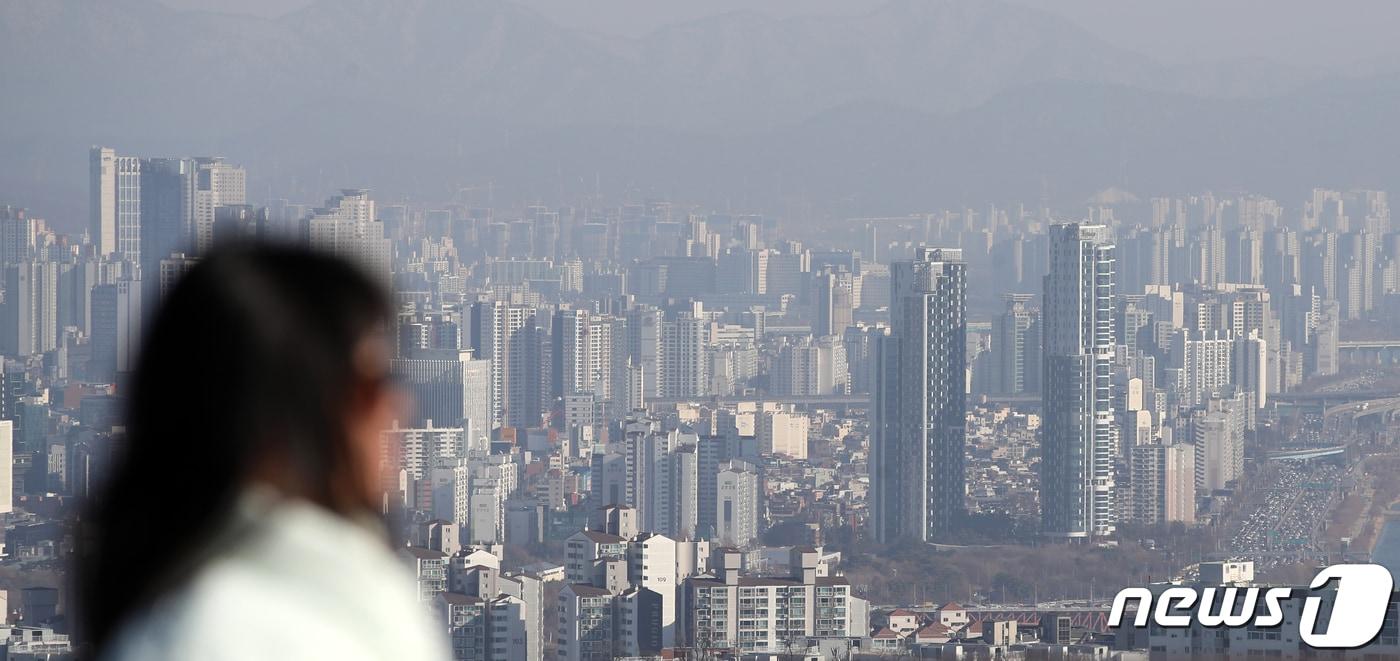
top-left (0, 0), bottom-right (1389, 226)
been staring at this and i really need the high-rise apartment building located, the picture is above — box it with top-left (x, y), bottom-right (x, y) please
top-left (307, 189), bottom-right (391, 283)
top-left (0, 206), bottom-right (35, 266)
top-left (756, 408), bottom-right (809, 460)
top-left (436, 558), bottom-right (543, 661)
top-left (0, 262), bottom-right (58, 358)
top-left (1040, 223), bottom-right (1116, 539)
top-left (552, 309), bottom-right (627, 419)
top-left (625, 306), bottom-right (663, 400)
top-left (470, 301), bottom-right (548, 430)
top-left (813, 267), bottom-right (854, 338)
top-left (558, 514), bottom-right (711, 659)
top-left (870, 247), bottom-right (966, 542)
top-left (990, 293), bottom-right (1040, 395)
top-left (381, 422), bottom-right (470, 513)
top-left (770, 335), bottom-right (848, 396)
top-left (1127, 442), bottom-right (1195, 525)
top-left (1169, 329), bottom-right (1234, 409)
top-left (685, 548), bottom-right (864, 653)
top-left (1233, 331), bottom-right (1268, 421)
top-left (192, 157), bottom-right (247, 254)
top-left (1192, 393), bottom-right (1246, 494)
top-left (661, 313), bottom-right (707, 399)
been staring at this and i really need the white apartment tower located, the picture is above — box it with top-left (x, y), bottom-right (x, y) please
top-left (1128, 442), bottom-right (1195, 525)
top-left (1169, 329), bottom-right (1234, 408)
top-left (307, 189), bottom-right (391, 283)
top-left (192, 157), bottom-right (247, 254)
top-left (661, 314), bottom-right (707, 399)
top-left (470, 301), bottom-right (546, 430)
top-left (1040, 223), bottom-right (1117, 538)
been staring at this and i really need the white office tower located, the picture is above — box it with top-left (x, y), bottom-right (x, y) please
top-left (392, 348), bottom-right (492, 449)
top-left (191, 157), bottom-right (246, 253)
top-left (89, 147), bottom-right (142, 261)
top-left (1040, 223), bottom-right (1117, 539)
top-left (467, 476), bottom-right (506, 545)
top-left (713, 461), bottom-right (759, 548)
top-left (307, 189), bottom-right (390, 283)
top-left (870, 247), bottom-right (966, 543)
top-left (1128, 442), bottom-right (1195, 525)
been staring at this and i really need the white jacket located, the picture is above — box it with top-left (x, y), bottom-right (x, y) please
top-left (102, 490), bottom-right (451, 661)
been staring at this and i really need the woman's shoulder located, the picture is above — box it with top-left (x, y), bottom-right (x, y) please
top-left (101, 567), bottom-right (397, 661)
top-left (102, 499), bottom-right (449, 661)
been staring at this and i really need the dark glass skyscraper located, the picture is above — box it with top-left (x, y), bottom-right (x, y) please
top-left (870, 247), bottom-right (966, 542)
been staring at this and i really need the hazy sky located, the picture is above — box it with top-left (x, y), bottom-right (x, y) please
top-left (158, 0), bottom-right (1400, 71)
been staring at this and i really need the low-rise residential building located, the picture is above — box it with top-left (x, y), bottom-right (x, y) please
top-left (685, 547), bottom-right (867, 654)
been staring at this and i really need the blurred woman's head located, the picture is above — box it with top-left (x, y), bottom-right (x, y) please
top-left (77, 244), bottom-right (395, 650)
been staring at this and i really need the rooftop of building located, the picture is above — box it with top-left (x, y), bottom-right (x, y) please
top-left (401, 546), bottom-right (448, 560)
top-left (439, 592), bottom-right (485, 606)
top-left (565, 584), bottom-right (613, 597)
top-left (577, 530), bottom-right (627, 544)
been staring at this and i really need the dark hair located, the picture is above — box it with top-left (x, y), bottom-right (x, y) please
top-left (76, 244), bottom-right (392, 651)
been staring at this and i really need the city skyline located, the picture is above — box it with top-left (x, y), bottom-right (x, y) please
top-left (7, 2), bottom-right (1400, 655)
top-left (5, 144), bottom-right (1400, 657)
